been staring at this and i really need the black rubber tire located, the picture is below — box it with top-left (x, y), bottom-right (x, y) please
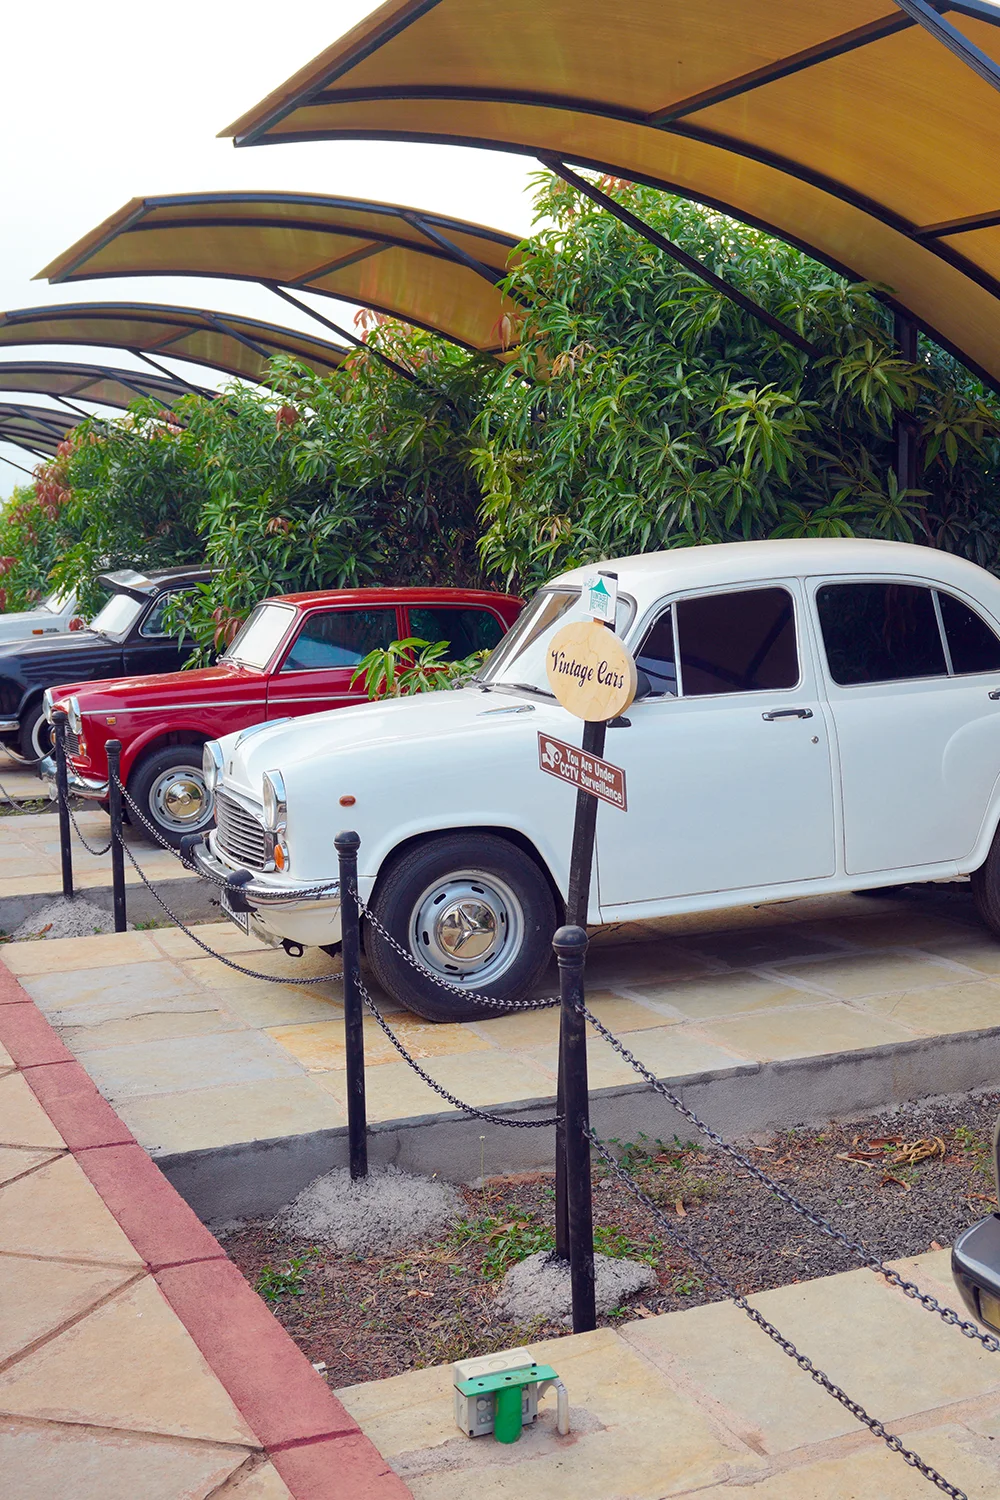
top-left (972, 829), bottom-right (1000, 939)
top-left (367, 833), bottom-right (556, 1021)
top-left (128, 745), bottom-right (213, 849)
top-left (18, 702), bottom-right (51, 764)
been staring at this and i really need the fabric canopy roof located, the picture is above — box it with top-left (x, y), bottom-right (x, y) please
top-left (0, 303), bottom-right (348, 385)
top-left (222, 0), bottom-right (1000, 386)
top-left (0, 402), bottom-right (82, 458)
top-left (38, 192), bottom-right (521, 354)
top-left (0, 361), bottom-right (209, 410)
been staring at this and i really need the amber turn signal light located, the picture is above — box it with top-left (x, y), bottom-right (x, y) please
top-left (339, 795), bottom-right (356, 806)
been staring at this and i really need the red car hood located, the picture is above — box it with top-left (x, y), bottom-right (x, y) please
top-left (51, 661), bottom-right (262, 709)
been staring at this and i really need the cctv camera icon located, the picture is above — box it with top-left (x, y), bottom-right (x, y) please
top-left (541, 740), bottom-right (563, 769)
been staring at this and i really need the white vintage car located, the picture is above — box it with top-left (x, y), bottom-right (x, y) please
top-left (194, 538), bottom-right (1000, 1019)
top-left (0, 589), bottom-right (82, 644)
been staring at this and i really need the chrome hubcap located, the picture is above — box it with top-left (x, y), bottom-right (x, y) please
top-left (410, 871), bottom-right (524, 985)
top-left (151, 768), bottom-right (212, 833)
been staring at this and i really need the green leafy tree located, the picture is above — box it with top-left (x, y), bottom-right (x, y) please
top-left (472, 173), bottom-right (1000, 591)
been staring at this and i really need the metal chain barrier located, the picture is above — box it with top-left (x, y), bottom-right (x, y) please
top-left (582, 1004), bottom-right (1000, 1354)
top-left (358, 972), bottom-right (559, 1128)
top-left (588, 1132), bottom-right (968, 1500)
top-left (67, 803), bottom-right (113, 857)
top-left (105, 774), bottom-right (999, 1352)
top-left (116, 833), bottom-right (558, 1129)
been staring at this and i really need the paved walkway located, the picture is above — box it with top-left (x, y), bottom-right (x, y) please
top-left (338, 1249), bottom-right (1000, 1498)
top-left (0, 808), bottom-right (189, 904)
top-left (3, 886), bottom-right (997, 1161)
top-left (0, 966), bottom-right (408, 1500)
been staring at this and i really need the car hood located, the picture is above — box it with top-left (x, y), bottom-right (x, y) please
top-left (220, 687), bottom-right (568, 793)
top-left (0, 630), bottom-right (124, 687)
top-left (56, 660), bottom-right (255, 709)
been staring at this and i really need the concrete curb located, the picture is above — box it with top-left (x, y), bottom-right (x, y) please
top-left (0, 971), bottom-right (411, 1500)
top-left (159, 1024), bottom-right (1000, 1222)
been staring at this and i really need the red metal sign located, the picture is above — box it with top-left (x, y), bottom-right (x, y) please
top-left (537, 732), bottom-right (627, 811)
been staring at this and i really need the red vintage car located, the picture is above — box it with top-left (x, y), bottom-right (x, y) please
top-left (44, 586), bottom-right (522, 844)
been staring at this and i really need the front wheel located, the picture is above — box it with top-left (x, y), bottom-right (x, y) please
top-left (367, 833), bottom-right (557, 1021)
top-left (17, 703), bottom-right (52, 765)
top-left (128, 745), bottom-right (214, 849)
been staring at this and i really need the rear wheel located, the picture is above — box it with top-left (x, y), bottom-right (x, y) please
top-left (972, 828), bottom-right (1000, 938)
top-left (367, 832), bottom-right (556, 1021)
top-left (128, 745), bottom-right (213, 849)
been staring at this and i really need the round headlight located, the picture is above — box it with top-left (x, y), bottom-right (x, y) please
top-left (203, 740), bottom-right (223, 794)
top-left (66, 696), bottom-right (82, 735)
top-left (42, 689), bottom-right (54, 724)
top-left (262, 769), bottom-right (287, 832)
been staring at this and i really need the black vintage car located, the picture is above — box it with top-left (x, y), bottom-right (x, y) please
top-left (0, 566), bottom-right (213, 762)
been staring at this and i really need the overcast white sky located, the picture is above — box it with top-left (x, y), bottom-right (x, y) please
top-left (0, 0), bottom-right (538, 495)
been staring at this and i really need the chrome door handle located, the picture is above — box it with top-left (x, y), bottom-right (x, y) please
top-left (762, 707), bottom-right (814, 721)
top-left (989, 690), bottom-right (1000, 700)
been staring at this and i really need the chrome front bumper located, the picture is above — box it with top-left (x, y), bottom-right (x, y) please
top-left (40, 754), bottom-right (108, 800)
top-left (191, 837), bottom-right (341, 912)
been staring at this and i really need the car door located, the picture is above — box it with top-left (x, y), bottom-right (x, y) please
top-left (812, 577), bottom-right (1000, 875)
top-left (266, 605), bottom-right (405, 719)
top-left (597, 579), bottom-right (837, 910)
top-left (405, 604), bottom-right (507, 661)
top-left (122, 589), bottom-right (197, 675)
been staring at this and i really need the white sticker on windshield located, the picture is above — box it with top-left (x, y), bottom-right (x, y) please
top-left (582, 572), bottom-right (617, 624)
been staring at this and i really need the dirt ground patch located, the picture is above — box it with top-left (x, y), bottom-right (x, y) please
top-left (220, 1090), bottom-right (1000, 1388)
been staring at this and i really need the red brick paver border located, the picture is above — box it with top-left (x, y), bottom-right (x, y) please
top-left (0, 973), bottom-right (411, 1500)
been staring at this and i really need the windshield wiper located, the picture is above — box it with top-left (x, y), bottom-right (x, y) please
top-left (496, 681), bottom-right (556, 700)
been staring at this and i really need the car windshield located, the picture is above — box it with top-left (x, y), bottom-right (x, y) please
top-left (481, 586), bottom-right (635, 693)
top-left (41, 589), bottom-right (71, 615)
top-left (223, 603), bottom-right (296, 669)
top-left (90, 591), bottom-right (144, 638)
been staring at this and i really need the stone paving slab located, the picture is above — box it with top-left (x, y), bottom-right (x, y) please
top-left (0, 974), bottom-right (410, 1500)
top-left (5, 885), bottom-right (1000, 1182)
top-left (0, 807), bottom-right (191, 902)
top-left (337, 1249), bottom-right (1000, 1498)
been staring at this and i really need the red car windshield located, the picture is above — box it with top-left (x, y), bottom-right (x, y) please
top-left (223, 603), bottom-right (296, 669)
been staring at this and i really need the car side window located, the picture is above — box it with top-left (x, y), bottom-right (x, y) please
top-left (138, 590), bottom-right (192, 639)
top-left (817, 582), bottom-right (946, 685)
top-left (676, 587), bottom-right (798, 696)
top-left (281, 608), bottom-right (398, 671)
top-left (938, 592), bottom-right (1000, 675)
top-left (407, 607), bottom-right (505, 659)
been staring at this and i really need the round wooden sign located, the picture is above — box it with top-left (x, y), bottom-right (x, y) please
top-left (546, 620), bottom-right (637, 721)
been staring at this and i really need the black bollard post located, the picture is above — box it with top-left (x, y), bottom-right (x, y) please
top-left (555, 715), bottom-right (608, 1261)
top-left (52, 709), bottom-right (73, 900)
top-left (336, 830), bottom-right (368, 1180)
top-left (106, 741), bottom-right (127, 933)
top-left (554, 923), bottom-right (596, 1333)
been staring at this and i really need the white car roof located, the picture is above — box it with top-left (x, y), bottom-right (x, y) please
top-left (553, 539), bottom-right (997, 601)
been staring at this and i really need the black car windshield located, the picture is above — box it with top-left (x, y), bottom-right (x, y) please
top-left (480, 586), bottom-right (635, 693)
top-left (223, 603), bottom-right (296, 669)
top-left (90, 592), bottom-right (144, 638)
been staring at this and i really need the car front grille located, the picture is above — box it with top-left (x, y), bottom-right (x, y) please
top-left (215, 790), bottom-right (268, 870)
top-left (63, 730), bottom-right (79, 757)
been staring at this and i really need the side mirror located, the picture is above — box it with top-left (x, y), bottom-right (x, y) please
top-left (633, 668), bottom-right (654, 701)
top-left (951, 1114), bottom-right (1000, 1331)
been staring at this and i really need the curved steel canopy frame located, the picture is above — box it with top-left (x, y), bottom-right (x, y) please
top-left (0, 402), bottom-right (83, 459)
top-left (0, 360), bottom-right (212, 417)
top-left (37, 191), bottom-right (523, 357)
top-left (218, 0), bottom-right (1000, 390)
top-left (0, 302), bottom-right (349, 388)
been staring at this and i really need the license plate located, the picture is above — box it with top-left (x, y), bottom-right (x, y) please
top-left (220, 886), bottom-right (250, 935)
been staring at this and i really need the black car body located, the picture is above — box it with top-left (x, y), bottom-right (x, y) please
top-left (0, 566), bottom-right (213, 762)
